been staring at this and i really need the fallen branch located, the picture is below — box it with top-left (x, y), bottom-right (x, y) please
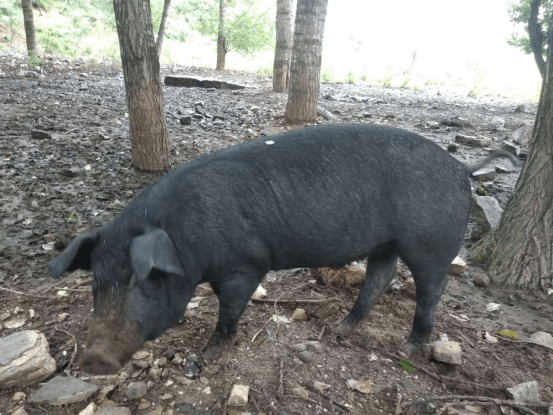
top-left (304, 383), bottom-right (350, 412)
top-left (251, 316), bottom-right (273, 343)
top-left (278, 356), bottom-right (284, 398)
top-left (0, 286), bottom-right (50, 300)
top-left (54, 326), bottom-right (78, 373)
top-left (251, 297), bottom-right (339, 305)
top-left (378, 351), bottom-right (504, 391)
top-left (419, 395), bottom-right (548, 415)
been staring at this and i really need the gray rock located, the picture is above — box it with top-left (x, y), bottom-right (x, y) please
top-left (228, 384), bottom-right (249, 406)
top-left (515, 104), bottom-right (526, 113)
top-left (489, 116), bottom-right (505, 130)
top-left (317, 105), bottom-right (337, 120)
top-left (501, 141), bottom-right (520, 156)
top-left (529, 332), bottom-right (553, 350)
top-left (31, 130), bottom-right (52, 140)
top-left (471, 167), bottom-right (496, 181)
top-left (506, 380), bottom-right (540, 404)
top-left (431, 341), bottom-right (462, 365)
top-left (398, 380), bottom-right (419, 392)
top-left (512, 124), bottom-right (528, 145)
top-left (0, 330), bottom-right (56, 389)
top-left (447, 143), bottom-right (458, 153)
top-left (180, 116), bottom-right (192, 125)
top-left (127, 381), bottom-right (147, 400)
top-left (473, 273), bottom-right (490, 287)
top-left (96, 407), bottom-right (132, 415)
top-left (289, 343), bottom-right (307, 352)
top-left (455, 134), bottom-right (491, 147)
top-left (448, 257), bottom-right (467, 276)
top-left (297, 350), bottom-right (313, 363)
top-left (28, 376), bottom-right (98, 406)
top-left (472, 196), bottom-right (503, 230)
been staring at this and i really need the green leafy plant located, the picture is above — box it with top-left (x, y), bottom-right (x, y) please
top-left (321, 66), bottom-right (335, 83)
top-left (400, 359), bottom-right (416, 373)
top-left (498, 329), bottom-right (519, 340)
top-left (346, 71), bottom-right (356, 84)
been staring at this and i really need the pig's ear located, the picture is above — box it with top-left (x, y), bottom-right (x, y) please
top-left (130, 229), bottom-right (184, 282)
top-left (48, 230), bottom-right (100, 278)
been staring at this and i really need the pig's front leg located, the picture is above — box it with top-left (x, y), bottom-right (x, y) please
top-left (201, 272), bottom-right (263, 359)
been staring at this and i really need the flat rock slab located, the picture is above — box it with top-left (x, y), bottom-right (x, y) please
top-left (164, 76), bottom-right (247, 90)
top-left (28, 376), bottom-right (98, 406)
top-left (455, 134), bottom-right (491, 147)
top-left (0, 330), bottom-right (56, 389)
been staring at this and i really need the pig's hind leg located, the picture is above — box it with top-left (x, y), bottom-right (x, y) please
top-left (334, 245), bottom-right (399, 337)
top-left (201, 273), bottom-right (263, 359)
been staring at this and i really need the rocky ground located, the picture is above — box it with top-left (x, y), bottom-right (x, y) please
top-left (0, 47), bottom-right (552, 415)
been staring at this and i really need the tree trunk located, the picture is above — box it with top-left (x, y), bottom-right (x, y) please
top-left (113, 0), bottom-right (171, 172)
top-left (216, 0), bottom-right (227, 70)
top-left (273, 0), bottom-right (293, 93)
top-left (156, 0), bottom-right (172, 59)
top-left (285, 0), bottom-right (329, 123)
top-left (529, 0), bottom-right (546, 79)
top-left (21, 0), bottom-right (37, 58)
top-left (468, 15), bottom-right (553, 290)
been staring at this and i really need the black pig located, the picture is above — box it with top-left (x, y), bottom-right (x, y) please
top-left (48, 124), bottom-right (519, 374)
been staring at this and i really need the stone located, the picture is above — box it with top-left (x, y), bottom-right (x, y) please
top-left (431, 341), bottom-right (462, 365)
top-left (489, 116), bottom-right (505, 130)
top-left (289, 343), bottom-right (307, 352)
top-left (291, 308), bottom-right (307, 321)
top-left (512, 123), bottom-right (531, 146)
top-left (312, 262), bottom-right (366, 285)
top-left (132, 350), bottom-right (150, 360)
top-left (0, 330), bottom-right (56, 389)
top-left (79, 402), bottom-right (98, 415)
top-left (506, 381), bottom-right (540, 403)
top-left (12, 391), bottom-right (26, 402)
top-left (31, 129), bottom-right (52, 140)
top-left (138, 399), bottom-right (151, 410)
top-left (471, 196), bottom-right (503, 233)
top-left (317, 105), bottom-right (337, 120)
top-left (293, 386), bottom-right (309, 399)
top-left (11, 408), bottom-right (29, 415)
top-left (251, 284), bottom-right (267, 300)
top-left (514, 104), bottom-right (526, 113)
top-left (127, 381), bottom-right (147, 400)
top-left (447, 143), bottom-right (458, 153)
top-left (501, 141), bottom-right (520, 156)
top-left (96, 407), bottom-right (132, 415)
top-left (448, 257), bottom-right (467, 276)
top-left (346, 379), bottom-right (382, 394)
top-left (228, 384), bottom-right (249, 406)
top-left (164, 349), bottom-right (176, 360)
top-left (180, 116), bottom-right (192, 125)
top-left (297, 350), bottom-right (312, 363)
top-left (28, 376), bottom-right (98, 406)
top-left (473, 273), bottom-right (490, 287)
top-left (313, 381), bottom-right (331, 392)
top-left (529, 332), bottom-right (553, 350)
top-left (471, 167), bottom-right (496, 181)
top-left (455, 134), bottom-right (491, 147)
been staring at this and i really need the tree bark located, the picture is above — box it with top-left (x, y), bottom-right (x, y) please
top-left (216, 0), bottom-right (227, 70)
top-left (529, 0), bottom-right (546, 79)
top-left (21, 0), bottom-right (37, 58)
top-left (469, 14), bottom-right (553, 290)
top-left (156, 0), bottom-right (172, 59)
top-left (273, 0), bottom-right (293, 93)
top-left (113, 0), bottom-right (171, 172)
top-left (285, 0), bottom-right (329, 123)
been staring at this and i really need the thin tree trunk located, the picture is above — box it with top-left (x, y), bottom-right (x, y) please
top-left (156, 0), bottom-right (172, 60)
top-left (285, 0), bottom-right (329, 123)
top-left (529, 0), bottom-right (546, 79)
top-left (216, 0), bottom-right (227, 70)
top-left (21, 0), bottom-right (37, 58)
top-left (113, 0), bottom-right (171, 172)
top-left (273, 0), bottom-right (293, 92)
top-left (469, 13), bottom-right (553, 290)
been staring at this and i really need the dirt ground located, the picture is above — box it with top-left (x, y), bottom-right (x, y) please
top-left (1, 47), bottom-right (552, 415)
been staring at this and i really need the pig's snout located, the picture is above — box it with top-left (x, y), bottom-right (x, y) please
top-left (80, 340), bottom-right (122, 375)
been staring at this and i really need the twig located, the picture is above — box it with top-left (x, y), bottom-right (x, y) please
top-left (304, 384), bottom-right (350, 412)
top-left (281, 394), bottom-right (325, 407)
top-left (379, 350), bottom-right (504, 391)
top-left (278, 356), bottom-right (284, 398)
top-left (249, 389), bottom-right (261, 413)
top-left (251, 316), bottom-right (273, 343)
top-left (251, 297), bottom-right (339, 305)
top-left (54, 326), bottom-right (78, 372)
top-left (456, 330), bottom-right (475, 348)
top-left (0, 286), bottom-right (50, 300)
top-left (414, 395), bottom-right (548, 415)
top-left (317, 325), bottom-right (326, 342)
top-left (273, 282), bottom-right (312, 337)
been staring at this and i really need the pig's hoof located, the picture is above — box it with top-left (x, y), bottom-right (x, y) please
top-left (80, 351), bottom-right (122, 375)
top-left (201, 346), bottom-right (222, 360)
top-left (404, 342), bottom-right (422, 352)
top-left (334, 320), bottom-right (356, 337)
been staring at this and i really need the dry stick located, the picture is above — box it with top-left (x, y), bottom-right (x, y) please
top-left (273, 282), bottom-right (313, 338)
top-left (456, 330), bottom-right (475, 348)
top-left (251, 297), bottom-right (339, 305)
top-left (249, 389), bottom-right (262, 413)
top-left (304, 384), bottom-right (350, 412)
top-left (278, 356), bottom-right (284, 398)
top-left (317, 324), bottom-right (326, 342)
top-left (421, 396), bottom-right (548, 415)
top-left (0, 286), bottom-right (50, 300)
top-left (54, 326), bottom-right (78, 372)
top-left (379, 351), bottom-right (505, 391)
top-left (251, 316), bottom-right (273, 343)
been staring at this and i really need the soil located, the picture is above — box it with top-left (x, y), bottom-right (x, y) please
top-left (1, 47), bottom-right (552, 415)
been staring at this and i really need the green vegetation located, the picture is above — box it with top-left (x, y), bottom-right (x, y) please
top-left (498, 329), bottom-right (519, 340)
top-left (256, 65), bottom-right (272, 77)
top-left (400, 359), bottom-right (416, 373)
top-left (346, 70), bottom-right (356, 84)
top-left (321, 66), bottom-right (335, 83)
top-left (0, 0), bottom-right (22, 42)
top-left (508, 0), bottom-right (553, 57)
